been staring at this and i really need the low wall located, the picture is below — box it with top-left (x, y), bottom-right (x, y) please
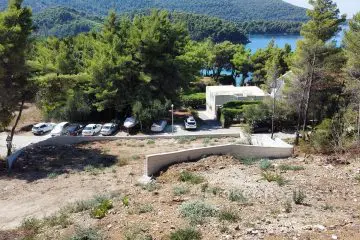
top-left (145, 141), bottom-right (293, 176)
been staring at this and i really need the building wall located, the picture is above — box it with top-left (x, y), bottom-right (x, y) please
top-left (145, 143), bottom-right (293, 176)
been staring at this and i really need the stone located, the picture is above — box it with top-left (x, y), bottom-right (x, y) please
top-left (331, 235), bottom-right (338, 240)
top-left (314, 225), bottom-right (326, 231)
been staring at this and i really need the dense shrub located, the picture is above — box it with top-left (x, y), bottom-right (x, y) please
top-left (170, 228), bottom-right (201, 240)
top-left (179, 171), bottom-right (205, 184)
top-left (179, 201), bottom-right (217, 224)
top-left (220, 100), bottom-right (261, 128)
top-left (90, 199), bottom-right (113, 219)
top-left (181, 92), bottom-right (206, 108)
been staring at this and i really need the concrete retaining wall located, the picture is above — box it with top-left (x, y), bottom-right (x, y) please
top-left (145, 141), bottom-right (293, 176)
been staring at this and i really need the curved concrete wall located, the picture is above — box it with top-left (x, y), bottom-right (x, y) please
top-left (145, 142), bottom-right (293, 176)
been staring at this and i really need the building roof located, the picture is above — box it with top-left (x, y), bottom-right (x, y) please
top-left (206, 85), bottom-right (267, 97)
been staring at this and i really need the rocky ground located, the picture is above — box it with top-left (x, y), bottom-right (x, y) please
top-left (0, 138), bottom-right (360, 240)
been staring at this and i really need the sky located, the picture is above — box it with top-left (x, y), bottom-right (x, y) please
top-left (283, 0), bottom-right (360, 17)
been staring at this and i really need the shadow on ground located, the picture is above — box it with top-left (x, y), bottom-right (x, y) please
top-left (0, 144), bottom-right (118, 182)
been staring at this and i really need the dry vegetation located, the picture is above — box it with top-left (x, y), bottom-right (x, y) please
top-left (0, 138), bottom-right (360, 240)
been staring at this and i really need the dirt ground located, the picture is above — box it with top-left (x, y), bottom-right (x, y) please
top-left (1, 138), bottom-right (360, 240)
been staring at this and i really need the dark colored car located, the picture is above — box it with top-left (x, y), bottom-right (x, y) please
top-left (65, 124), bottom-right (84, 136)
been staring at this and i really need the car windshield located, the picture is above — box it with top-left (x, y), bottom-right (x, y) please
top-left (84, 127), bottom-right (92, 130)
top-left (33, 126), bottom-right (39, 129)
top-left (103, 126), bottom-right (111, 129)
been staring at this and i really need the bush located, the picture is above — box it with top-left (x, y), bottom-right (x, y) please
top-left (259, 159), bottom-right (273, 170)
top-left (261, 172), bottom-right (286, 186)
top-left (218, 208), bottom-right (239, 222)
top-left (181, 92), bottom-right (206, 108)
top-left (179, 171), bottom-right (205, 184)
top-left (179, 201), bottom-right (217, 224)
top-left (70, 227), bottom-right (103, 240)
top-left (233, 155), bottom-right (260, 165)
top-left (90, 199), bottom-right (113, 219)
top-left (220, 101), bottom-right (262, 128)
top-left (138, 204), bottom-right (154, 214)
top-left (278, 164), bottom-right (305, 171)
top-left (140, 181), bottom-right (161, 192)
top-left (44, 212), bottom-right (71, 228)
top-left (228, 189), bottom-right (248, 204)
top-left (21, 217), bottom-right (42, 233)
top-left (170, 228), bottom-right (201, 240)
top-left (293, 189), bottom-right (306, 205)
top-left (67, 195), bottom-right (109, 213)
top-left (173, 185), bottom-right (190, 196)
top-left (122, 196), bottom-right (130, 207)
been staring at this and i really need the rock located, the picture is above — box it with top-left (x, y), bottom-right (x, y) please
top-left (246, 228), bottom-right (254, 234)
top-left (314, 224), bottom-right (326, 231)
top-left (331, 235), bottom-right (338, 240)
top-left (219, 166), bottom-right (225, 169)
top-left (234, 225), bottom-right (240, 231)
top-left (170, 225), bottom-right (175, 229)
top-left (302, 225), bottom-right (312, 230)
top-left (107, 224), bottom-right (112, 230)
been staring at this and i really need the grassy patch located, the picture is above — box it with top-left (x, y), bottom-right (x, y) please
top-left (261, 171), bottom-right (286, 186)
top-left (70, 227), bottom-right (103, 240)
top-left (173, 185), bottom-right (190, 196)
top-left (90, 199), bottom-right (113, 219)
top-left (67, 196), bottom-right (109, 213)
top-left (202, 138), bottom-right (212, 145)
top-left (21, 217), bottom-right (42, 234)
top-left (47, 172), bottom-right (59, 179)
top-left (84, 165), bottom-right (104, 175)
top-left (177, 136), bottom-right (197, 144)
top-left (179, 201), bottom-right (217, 224)
top-left (259, 159), bottom-right (273, 170)
top-left (170, 228), bottom-right (201, 240)
top-left (124, 226), bottom-right (152, 240)
top-left (228, 189), bottom-right (248, 204)
top-left (138, 204), bottom-right (154, 214)
top-left (179, 171), bottom-right (205, 185)
top-left (131, 155), bottom-right (141, 161)
top-left (279, 164), bottom-right (305, 171)
top-left (284, 200), bottom-right (292, 213)
top-left (210, 187), bottom-right (223, 196)
top-left (218, 208), bottom-right (239, 222)
top-left (117, 157), bottom-right (129, 166)
top-left (355, 174), bottom-right (360, 182)
top-left (233, 155), bottom-right (261, 165)
top-left (44, 212), bottom-right (71, 228)
top-left (138, 181), bottom-right (161, 192)
top-left (293, 189), bottom-right (306, 205)
top-left (147, 139), bottom-right (156, 145)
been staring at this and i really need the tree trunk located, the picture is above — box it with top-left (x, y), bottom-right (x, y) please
top-left (358, 102), bottom-right (360, 144)
top-left (7, 98), bottom-right (25, 157)
top-left (302, 53), bottom-right (316, 133)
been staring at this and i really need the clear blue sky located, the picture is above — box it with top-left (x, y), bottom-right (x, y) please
top-left (283, 0), bottom-right (360, 17)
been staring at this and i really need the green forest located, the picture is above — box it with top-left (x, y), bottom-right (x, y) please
top-left (1, 0), bottom-right (360, 155)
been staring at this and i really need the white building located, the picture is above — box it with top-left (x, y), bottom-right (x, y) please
top-left (206, 85), bottom-right (268, 119)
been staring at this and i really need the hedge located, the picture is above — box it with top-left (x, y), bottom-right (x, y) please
top-left (220, 100), bottom-right (261, 128)
top-left (181, 92), bottom-right (206, 108)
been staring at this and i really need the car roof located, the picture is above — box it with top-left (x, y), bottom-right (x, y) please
top-left (86, 124), bottom-right (97, 127)
top-left (34, 122), bottom-right (47, 127)
top-left (103, 123), bottom-right (113, 127)
top-left (57, 122), bottom-right (69, 126)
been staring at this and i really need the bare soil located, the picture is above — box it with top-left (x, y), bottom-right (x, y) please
top-left (1, 138), bottom-right (360, 240)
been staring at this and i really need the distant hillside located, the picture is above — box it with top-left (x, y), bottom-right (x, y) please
top-left (0, 0), bottom-right (308, 22)
top-left (33, 7), bottom-right (102, 37)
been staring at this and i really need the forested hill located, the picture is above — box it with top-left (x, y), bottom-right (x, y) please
top-left (0, 0), bottom-right (308, 22)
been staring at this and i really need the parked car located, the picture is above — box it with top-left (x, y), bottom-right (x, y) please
top-left (184, 116), bottom-right (197, 130)
top-left (65, 124), bottom-right (84, 136)
top-left (50, 122), bottom-right (69, 137)
top-left (31, 123), bottom-right (55, 135)
top-left (82, 124), bottom-right (102, 136)
top-left (123, 117), bottom-right (138, 129)
top-left (151, 120), bottom-right (167, 132)
top-left (100, 123), bottom-right (119, 136)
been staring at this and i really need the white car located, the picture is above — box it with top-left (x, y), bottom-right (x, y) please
top-left (123, 117), bottom-right (138, 129)
top-left (50, 122), bottom-right (69, 137)
top-left (31, 123), bottom-right (55, 135)
top-left (82, 124), bottom-right (102, 136)
top-left (100, 123), bottom-right (118, 136)
top-left (184, 116), bottom-right (197, 130)
top-left (151, 120), bottom-right (167, 132)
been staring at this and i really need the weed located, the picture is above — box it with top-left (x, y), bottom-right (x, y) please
top-left (117, 157), bottom-right (129, 166)
top-left (179, 171), bottom-right (205, 184)
top-left (228, 189), bottom-right (248, 204)
top-left (21, 217), bottom-right (42, 233)
top-left (173, 185), bottom-right (190, 196)
top-left (170, 228), bottom-right (201, 240)
top-left (90, 199), bottom-right (113, 219)
top-left (111, 168), bottom-right (117, 173)
top-left (138, 204), bottom-right (154, 214)
top-left (179, 201), bottom-right (217, 224)
top-left (122, 196), bottom-right (130, 207)
top-left (219, 224), bottom-right (230, 233)
top-left (218, 208), bottom-right (239, 222)
top-left (131, 155), bottom-right (141, 161)
top-left (284, 200), bottom-right (292, 213)
top-left (322, 203), bottom-right (334, 212)
top-left (233, 155), bottom-right (260, 165)
top-left (147, 139), bottom-right (155, 145)
top-left (259, 159), bottom-right (273, 170)
top-left (201, 183), bottom-right (209, 193)
top-left (67, 196), bottom-right (108, 213)
top-left (177, 136), bottom-right (197, 144)
top-left (84, 165), bottom-right (100, 175)
top-left (47, 172), bottom-right (59, 179)
top-left (70, 227), bottom-right (103, 240)
top-left (202, 138), bottom-right (211, 145)
top-left (279, 164), bottom-right (305, 171)
top-left (44, 212), bottom-right (71, 228)
top-left (355, 174), bottom-right (360, 182)
top-left (293, 189), bottom-right (306, 205)
top-left (210, 187), bottom-right (222, 196)
top-left (124, 226), bottom-right (152, 240)
top-left (140, 181), bottom-right (161, 192)
top-left (261, 171), bottom-right (286, 186)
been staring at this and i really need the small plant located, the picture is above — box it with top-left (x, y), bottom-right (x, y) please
top-left (201, 183), bottom-right (209, 193)
top-left (284, 200), bottom-right (292, 213)
top-left (293, 189), bottom-right (306, 205)
top-left (228, 189), bottom-right (247, 204)
top-left (147, 139), bottom-right (155, 145)
top-left (67, 195), bottom-right (109, 213)
top-left (179, 171), bottom-right (205, 184)
top-left (122, 196), bottom-right (130, 207)
top-left (138, 204), bottom-right (154, 214)
top-left (47, 172), bottom-right (59, 179)
top-left (90, 199), bottom-right (113, 219)
top-left (170, 228), bottom-right (201, 240)
top-left (84, 165), bottom-right (101, 175)
top-left (261, 171), bottom-right (286, 186)
top-left (218, 208), bottom-right (239, 222)
top-left (117, 157), bottom-right (129, 167)
top-left (179, 201), bottom-right (217, 224)
top-left (259, 159), bottom-right (273, 170)
top-left (140, 181), bottom-right (161, 192)
top-left (131, 155), bottom-right (141, 161)
top-left (233, 155), bottom-right (260, 165)
top-left (173, 185), bottom-right (190, 196)
top-left (44, 212), bottom-right (71, 228)
top-left (21, 217), bottom-right (42, 233)
top-left (202, 138), bottom-right (211, 145)
top-left (70, 227), bottom-right (103, 240)
top-left (355, 174), bottom-right (360, 182)
top-left (279, 164), bottom-right (305, 171)
top-left (124, 226), bottom-right (152, 240)
top-left (210, 187), bottom-right (222, 196)
top-left (322, 203), bottom-right (334, 212)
